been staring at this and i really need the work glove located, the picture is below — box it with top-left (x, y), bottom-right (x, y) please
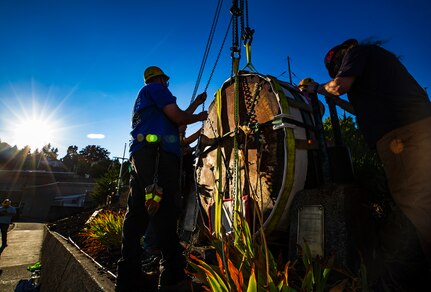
top-left (144, 183), bottom-right (163, 216)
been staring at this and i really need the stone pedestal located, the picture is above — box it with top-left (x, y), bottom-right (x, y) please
top-left (288, 184), bottom-right (377, 272)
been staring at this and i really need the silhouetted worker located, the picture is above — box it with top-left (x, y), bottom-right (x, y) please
top-left (116, 66), bottom-right (207, 292)
top-left (307, 39), bottom-right (431, 289)
top-left (0, 198), bottom-right (16, 251)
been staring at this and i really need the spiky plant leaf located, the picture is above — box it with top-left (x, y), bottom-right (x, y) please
top-left (187, 254), bottom-right (229, 291)
top-left (246, 265), bottom-right (257, 292)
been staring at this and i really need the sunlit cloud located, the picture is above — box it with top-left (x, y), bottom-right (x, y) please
top-left (87, 134), bottom-right (105, 139)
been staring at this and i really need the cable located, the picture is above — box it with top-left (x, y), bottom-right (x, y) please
top-left (190, 0), bottom-right (224, 105)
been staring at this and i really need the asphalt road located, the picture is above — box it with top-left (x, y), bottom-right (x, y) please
top-left (0, 222), bottom-right (45, 291)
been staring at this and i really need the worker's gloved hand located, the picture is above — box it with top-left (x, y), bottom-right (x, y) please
top-left (197, 111), bottom-right (208, 121)
top-left (195, 92), bottom-right (207, 105)
top-left (144, 184), bottom-right (163, 216)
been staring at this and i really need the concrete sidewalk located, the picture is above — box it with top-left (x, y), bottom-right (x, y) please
top-left (0, 222), bottom-right (45, 291)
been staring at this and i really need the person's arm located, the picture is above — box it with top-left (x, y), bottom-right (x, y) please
top-left (163, 103), bottom-right (208, 125)
top-left (182, 127), bottom-right (202, 146)
top-left (308, 77), bottom-right (356, 115)
top-left (320, 76), bottom-right (355, 96)
top-left (185, 92), bottom-right (207, 114)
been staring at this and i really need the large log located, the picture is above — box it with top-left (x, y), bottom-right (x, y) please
top-left (194, 72), bottom-right (319, 239)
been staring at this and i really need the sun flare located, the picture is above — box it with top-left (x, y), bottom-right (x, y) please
top-left (13, 118), bottom-right (55, 151)
top-left (1, 91), bottom-right (66, 153)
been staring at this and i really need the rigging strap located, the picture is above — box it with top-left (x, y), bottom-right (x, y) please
top-left (263, 77), bottom-right (296, 235)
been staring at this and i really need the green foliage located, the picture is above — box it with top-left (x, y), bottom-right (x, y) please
top-left (90, 163), bottom-right (121, 205)
top-left (297, 243), bottom-right (333, 292)
top-left (90, 160), bottom-right (130, 206)
top-left (188, 215), bottom-right (300, 291)
top-left (77, 145), bottom-right (111, 178)
top-left (188, 214), bottom-right (369, 291)
top-left (61, 145), bottom-right (79, 172)
top-left (80, 209), bottom-right (125, 255)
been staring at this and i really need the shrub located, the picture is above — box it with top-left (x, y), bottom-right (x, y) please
top-left (80, 209), bottom-right (125, 256)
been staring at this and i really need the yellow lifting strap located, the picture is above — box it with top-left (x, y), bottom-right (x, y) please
top-left (213, 88), bottom-right (223, 238)
top-left (265, 77), bottom-right (296, 235)
top-left (241, 42), bottom-right (257, 72)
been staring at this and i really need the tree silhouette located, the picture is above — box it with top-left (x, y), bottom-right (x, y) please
top-left (61, 145), bottom-right (79, 172)
top-left (77, 145), bottom-right (111, 178)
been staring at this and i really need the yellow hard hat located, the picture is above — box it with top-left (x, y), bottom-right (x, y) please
top-left (2, 199), bottom-right (11, 207)
top-left (144, 66), bottom-right (170, 83)
top-left (298, 78), bottom-right (315, 88)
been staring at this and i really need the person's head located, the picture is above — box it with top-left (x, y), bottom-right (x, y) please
top-left (297, 77), bottom-right (315, 91)
top-left (2, 199), bottom-right (11, 207)
top-left (324, 39), bottom-right (359, 78)
top-left (144, 66), bottom-right (170, 87)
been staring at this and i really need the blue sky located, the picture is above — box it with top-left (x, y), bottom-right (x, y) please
top-left (0, 0), bottom-right (430, 159)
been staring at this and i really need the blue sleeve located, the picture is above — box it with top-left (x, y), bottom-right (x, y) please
top-left (133, 84), bottom-right (176, 114)
top-left (148, 84), bottom-right (176, 109)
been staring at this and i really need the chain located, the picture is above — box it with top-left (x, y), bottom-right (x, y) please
top-left (204, 17), bottom-right (232, 93)
top-left (239, 0), bottom-right (245, 38)
top-left (230, 1), bottom-right (241, 62)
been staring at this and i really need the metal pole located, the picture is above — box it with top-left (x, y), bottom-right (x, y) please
top-left (308, 92), bottom-right (331, 184)
top-left (326, 99), bottom-right (343, 146)
top-left (287, 56), bottom-right (292, 84)
top-left (115, 143), bottom-right (127, 200)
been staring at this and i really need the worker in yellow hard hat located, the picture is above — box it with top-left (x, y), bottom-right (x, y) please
top-left (297, 77), bottom-right (315, 90)
top-left (143, 66), bottom-right (170, 84)
top-left (116, 66), bottom-right (208, 291)
top-left (298, 77), bottom-right (325, 116)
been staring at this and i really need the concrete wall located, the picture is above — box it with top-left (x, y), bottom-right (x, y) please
top-left (40, 227), bottom-right (115, 292)
top-left (20, 182), bottom-right (95, 221)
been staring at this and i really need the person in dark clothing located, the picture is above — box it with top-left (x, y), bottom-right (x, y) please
top-left (307, 39), bottom-right (431, 289)
top-left (116, 66), bottom-right (207, 292)
top-left (0, 198), bottom-right (16, 252)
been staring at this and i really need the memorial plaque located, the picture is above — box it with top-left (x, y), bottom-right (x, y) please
top-left (297, 205), bottom-right (324, 257)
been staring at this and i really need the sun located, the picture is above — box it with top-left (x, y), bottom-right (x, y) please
top-left (13, 117), bottom-right (55, 151)
top-left (1, 92), bottom-right (66, 153)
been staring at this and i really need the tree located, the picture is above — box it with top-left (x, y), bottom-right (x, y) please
top-left (41, 143), bottom-right (59, 160)
top-left (90, 161), bottom-right (123, 205)
top-left (61, 145), bottom-right (79, 172)
top-left (77, 145), bottom-right (111, 178)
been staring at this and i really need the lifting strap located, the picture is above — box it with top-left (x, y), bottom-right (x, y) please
top-left (241, 36), bottom-right (257, 72)
top-left (213, 88), bottom-right (224, 237)
top-left (264, 77), bottom-right (296, 235)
